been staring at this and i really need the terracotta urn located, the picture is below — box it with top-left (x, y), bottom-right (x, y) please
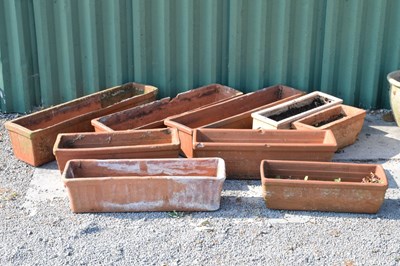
top-left (261, 160), bottom-right (388, 213)
top-left (192, 128), bottom-right (337, 179)
top-left (62, 158), bottom-right (226, 213)
top-left (91, 84), bottom-right (242, 132)
top-left (164, 85), bottom-right (304, 157)
top-left (292, 104), bottom-right (366, 149)
top-left (251, 91), bottom-right (343, 129)
top-left (4, 83), bottom-right (158, 166)
top-left (53, 128), bottom-right (180, 172)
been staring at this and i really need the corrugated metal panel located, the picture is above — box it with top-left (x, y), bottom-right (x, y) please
top-left (0, 0), bottom-right (400, 113)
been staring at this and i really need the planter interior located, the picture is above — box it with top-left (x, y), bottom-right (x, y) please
top-left (164, 85), bottom-right (304, 157)
top-left (54, 128), bottom-right (180, 172)
top-left (387, 70), bottom-right (400, 127)
top-left (63, 158), bottom-right (226, 213)
top-left (261, 160), bottom-right (388, 213)
top-left (5, 83), bottom-right (157, 166)
top-left (292, 104), bottom-right (366, 149)
top-left (251, 91), bottom-right (343, 129)
top-left (91, 84), bottom-right (242, 132)
top-left (192, 128), bottom-right (337, 179)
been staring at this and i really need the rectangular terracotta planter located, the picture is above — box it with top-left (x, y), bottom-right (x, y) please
top-left (53, 128), bottom-right (180, 172)
top-left (261, 160), bottom-right (388, 213)
top-left (292, 104), bottom-right (366, 150)
top-left (91, 84), bottom-right (242, 132)
top-left (192, 128), bottom-right (337, 179)
top-left (164, 85), bottom-right (304, 157)
top-left (5, 83), bottom-right (158, 166)
top-left (251, 91), bottom-right (343, 129)
top-left (63, 158), bottom-right (226, 213)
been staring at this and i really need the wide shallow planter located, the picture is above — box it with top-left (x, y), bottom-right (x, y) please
top-left (53, 128), bottom-right (180, 172)
top-left (251, 91), bottom-right (343, 129)
top-left (387, 70), bottom-right (400, 127)
top-left (292, 104), bottom-right (366, 150)
top-left (5, 83), bottom-right (158, 166)
top-left (164, 85), bottom-right (304, 157)
top-left (261, 160), bottom-right (388, 213)
top-left (63, 158), bottom-right (226, 213)
top-left (192, 128), bottom-right (337, 179)
top-left (91, 84), bottom-right (242, 132)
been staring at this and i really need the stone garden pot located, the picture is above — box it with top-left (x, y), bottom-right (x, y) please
top-left (192, 128), bottom-right (337, 179)
top-left (5, 83), bottom-right (158, 166)
top-left (387, 70), bottom-right (400, 127)
top-left (292, 104), bottom-right (366, 150)
top-left (261, 160), bottom-right (388, 213)
top-left (53, 128), bottom-right (180, 172)
top-left (62, 158), bottom-right (226, 213)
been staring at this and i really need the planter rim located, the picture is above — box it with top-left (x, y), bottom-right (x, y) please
top-left (260, 159), bottom-right (388, 188)
top-left (387, 70), bottom-right (400, 88)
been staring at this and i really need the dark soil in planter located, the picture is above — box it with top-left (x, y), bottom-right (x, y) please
top-left (312, 113), bottom-right (346, 127)
top-left (269, 97), bottom-right (328, 121)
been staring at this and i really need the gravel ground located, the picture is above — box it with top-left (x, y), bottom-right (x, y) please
top-left (1, 111), bottom-right (400, 266)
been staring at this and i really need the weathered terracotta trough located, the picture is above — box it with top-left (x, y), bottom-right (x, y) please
top-left (164, 85), bottom-right (304, 157)
top-left (5, 83), bottom-right (158, 166)
top-left (91, 84), bottom-right (242, 132)
top-left (261, 160), bottom-right (388, 213)
top-left (63, 158), bottom-right (226, 213)
top-left (192, 128), bottom-right (337, 179)
top-left (292, 104), bottom-right (366, 149)
top-left (53, 128), bottom-right (180, 172)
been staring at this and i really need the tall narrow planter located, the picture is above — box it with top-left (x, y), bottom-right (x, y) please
top-left (63, 158), bottom-right (226, 213)
top-left (4, 83), bottom-right (158, 166)
top-left (261, 160), bottom-right (388, 213)
top-left (91, 84), bottom-right (242, 132)
top-left (164, 85), bottom-right (304, 157)
top-left (292, 104), bottom-right (366, 149)
top-left (192, 128), bottom-right (337, 179)
top-left (53, 128), bottom-right (180, 172)
top-left (387, 70), bottom-right (400, 127)
top-left (251, 91), bottom-right (342, 129)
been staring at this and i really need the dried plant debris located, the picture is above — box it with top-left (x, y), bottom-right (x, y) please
top-left (362, 172), bottom-right (382, 184)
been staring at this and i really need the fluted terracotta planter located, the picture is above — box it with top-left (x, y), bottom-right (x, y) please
top-left (63, 158), bottom-right (226, 213)
top-left (251, 91), bottom-right (343, 129)
top-left (164, 85), bottom-right (304, 157)
top-left (261, 160), bottom-right (388, 213)
top-left (53, 128), bottom-right (180, 172)
top-left (91, 84), bottom-right (242, 132)
top-left (192, 128), bottom-right (337, 179)
top-left (4, 83), bottom-right (158, 166)
top-left (292, 104), bottom-right (366, 149)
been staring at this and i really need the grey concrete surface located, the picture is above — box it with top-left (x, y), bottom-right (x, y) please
top-left (1, 111), bottom-right (400, 265)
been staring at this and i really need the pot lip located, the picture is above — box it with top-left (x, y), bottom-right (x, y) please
top-left (387, 70), bottom-right (400, 87)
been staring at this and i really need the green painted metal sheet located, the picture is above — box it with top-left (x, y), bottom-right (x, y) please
top-left (0, 0), bottom-right (400, 113)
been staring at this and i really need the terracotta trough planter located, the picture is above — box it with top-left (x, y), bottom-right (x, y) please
top-left (251, 91), bottom-right (343, 129)
top-left (164, 85), bottom-right (304, 157)
top-left (63, 158), bottom-right (226, 213)
top-left (192, 128), bottom-right (337, 179)
top-left (91, 84), bottom-right (242, 132)
top-left (5, 83), bottom-right (158, 166)
top-left (261, 160), bottom-right (388, 213)
top-left (292, 104), bottom-right (366, 150)
top-left (53, 128), bottom-right (180, 172)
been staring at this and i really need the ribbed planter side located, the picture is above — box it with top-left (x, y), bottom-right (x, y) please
top-left (63, 158), bottom-right (226, 213)
top-left (5, 83), bottom-right (158, 166)
top-left (53, 128), bottom-right (180, 172)
top-left (261, 160), bottom-right (388, 213)
top-left (164, 85), bottom-right (304, 157)
top-left (192, 128), bottom-right (337, 179)
top-left (91, 84), bottom-right (242, 132)
top-left (292, 104), bottom-right (366, 149)
top-left (251, 91), bottom-right (343, 129)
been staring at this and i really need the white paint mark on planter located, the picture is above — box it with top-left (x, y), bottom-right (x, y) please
top-left (100, 200), bottom-right (164, 211)
top-left (22, 161), bottom-right (65, 216)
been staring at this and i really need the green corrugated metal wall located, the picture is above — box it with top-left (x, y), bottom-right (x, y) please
top-left (0, 0), bottom-right (399, 113)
